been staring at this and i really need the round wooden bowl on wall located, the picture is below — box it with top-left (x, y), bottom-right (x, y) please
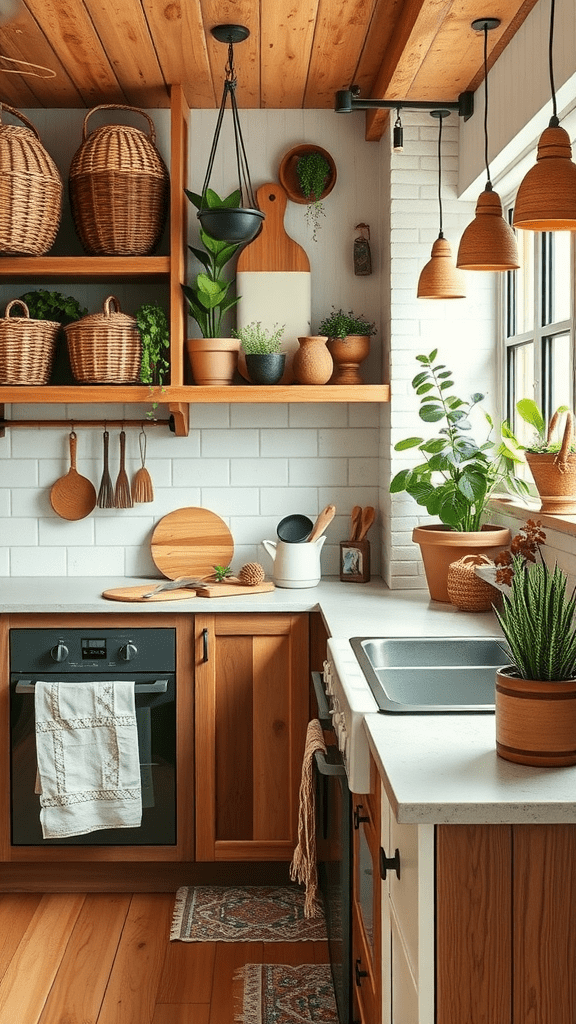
top-left (278, 145), bottom-right (337, 205)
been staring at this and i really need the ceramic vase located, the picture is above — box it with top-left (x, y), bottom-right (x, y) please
top-left (327, 333), bottom-right (370, 384)
top-left (245, 352), bottom-right (286, 385)
top-left (496, 668), bottom-right (576, 766)
top-left (186, 338), bottom-right (239, 386)
top-left (412, 524), bottom-right (511, 603)
top-left (293, 336), bottom-right (333, 385)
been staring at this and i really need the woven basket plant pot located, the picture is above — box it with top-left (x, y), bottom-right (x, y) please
top-left (413, 524), bottom-right (511, 603)
top-left (525, 451), bottom-right (576, 514)
top-left (496, 668), bottom-right (576, 766)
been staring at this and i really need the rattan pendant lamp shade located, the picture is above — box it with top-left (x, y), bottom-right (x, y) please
top-left (513, 0), bottom-right (576, 231)
top-left (457, 19), bottom-right (519, 272)
top-left (417, 110), bottom-right (466, 299)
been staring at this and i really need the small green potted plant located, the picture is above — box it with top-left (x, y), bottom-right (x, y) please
top-left (515, 398), bottom-right (576, 513)
top-left (18, 289), bottom-right (88, 384)
top-left (389, 349), bottom-right (529, 601)
top-left (278, 145), bottom-right (336, 241)
top-left (318, 307), bottom-right (377, 384)
top-left (136, 302), bottom-right (170, 389)
top-left (182, 187), bottom-right (242, 386)
top-left (231, 321), bottom-right (286, 385)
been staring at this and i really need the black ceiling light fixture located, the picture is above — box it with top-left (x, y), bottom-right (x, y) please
top-left (393, 109), bottom-right (404, 152)
top-left (417, 110), bottom-right (466, 299)
top-left (456, 18), bottom-right (520, 272)
top-left (197, 24), bottom-right (264, 245)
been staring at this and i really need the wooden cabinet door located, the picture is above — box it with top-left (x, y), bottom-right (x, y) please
top-left (352, 771), bottom-right (381, 1024)
top-left (194, 613), bottom-right (309, 861)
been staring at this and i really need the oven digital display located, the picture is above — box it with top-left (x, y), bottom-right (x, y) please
top-left (81, 638), bottom-right (106, 659)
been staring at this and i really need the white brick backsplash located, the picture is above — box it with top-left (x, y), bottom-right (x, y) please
top-left (289, 404), bottom-right (348, 428)
top-left (95, 516), bottom-right (155, 546)
top-left (68, 546), bottom-right (126, 577)
top-left (0, 491), bottom-right (9, 516)
top-left (259, 488), bottom-right (319, 515)
top-left (201, 429), bottom-right (259, 458)
top-left (231, 459), bottom-right (288, 487)
top-left (289, 458), bottom-right (348, 486)
top-left (231, 404), bottom-right (289, 427)
top-left (348, 458), bottom-right (380, 486)
top-left (260, 429), bottom-right (318, 458)
top-left (0, 548), bottom-right (9, 575)
top-left (172, 458), bottom-right (229, 487)
top-left (11, 546), bottom-right (67, 576)
top-left (200, 488), bottom-right (259, 517)
top-left (39, 518), bottom-right (94, 545)
top-left (318, 429), bottom-right (379, 457)
top-left (0, 518), bottom-right (38, 545)
top-left (2, 462), bottom-right (38, 487)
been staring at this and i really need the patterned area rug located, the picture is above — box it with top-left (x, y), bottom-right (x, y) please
top-left (235, 964), bottom-right (338, 1024)
top-left (170, 885), bottom-right (327, 942)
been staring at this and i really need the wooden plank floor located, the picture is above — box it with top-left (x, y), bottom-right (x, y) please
top-left (0, 892), bottom-right (330, 1024)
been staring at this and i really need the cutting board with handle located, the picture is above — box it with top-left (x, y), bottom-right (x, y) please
top-left (102, 580), bottom-right (275, 602)
top-left (236, 182), bottom-right (311, 384)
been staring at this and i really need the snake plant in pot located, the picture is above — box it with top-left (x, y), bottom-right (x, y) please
top-left (490, 520), bottom-right (576, 766)
top-left (389, 349), bottom-right (529, 601)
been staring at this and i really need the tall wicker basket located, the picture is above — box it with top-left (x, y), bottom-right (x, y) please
top-left (0, 300), bottom-right (60, 385)
top-left (0, 104), bottom-right (62, 256)
top-left (69, 105), bottom-right (169, 256)
top-left (64, 296), bottom-right (142, 384)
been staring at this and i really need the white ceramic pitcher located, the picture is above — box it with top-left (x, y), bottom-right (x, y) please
top-left (262, 535), bottom-right (326, 588)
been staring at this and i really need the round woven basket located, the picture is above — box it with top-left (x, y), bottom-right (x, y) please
top-left (69, 105), bottom-right (169, 256)
top-left (0, 300), bottom-right (60, 385)
top-left (447, 554), bottom-right (501, 612)
top-left (0, 104), bottom-right (62, 256)
top-left (64, 295), bottom-right (142, 384)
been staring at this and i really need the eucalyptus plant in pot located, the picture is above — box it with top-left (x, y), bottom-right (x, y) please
top-left (318, 307), bottom-right (377, 384)
top-left (389, 349), bottom-right (529, 601)
top-left (231, 321), bottom-right (286, 385)
top-left (182, 187), bottom-right (242, 385)
top-left (490, 520), bottom-right (576, 766)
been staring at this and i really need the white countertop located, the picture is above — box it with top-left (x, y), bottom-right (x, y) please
top-left (3, 574), bottom-right (573, 825)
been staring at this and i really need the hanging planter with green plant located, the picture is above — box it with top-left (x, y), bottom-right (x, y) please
top-left (278, 145), bottom-right (337, 241)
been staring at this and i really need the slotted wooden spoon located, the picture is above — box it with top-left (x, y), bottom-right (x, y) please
top-left (50, 430), bottom-right (97, 521)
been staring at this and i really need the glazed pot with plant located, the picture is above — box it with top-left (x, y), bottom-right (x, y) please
top-left (182, 187), bottom-right (242, 386)
top-left (18, 289), bottom-right (88, 384)
top-left (389, 349), bottom-right (529, 602)
top-left (489, 520), bottom-right (576, 766)
top-left (318, 307), bottom-right (377, 385)
top-left (515, 398), bottom-right (576, 514)
top-left (231, 321), bottom-right (286, 385)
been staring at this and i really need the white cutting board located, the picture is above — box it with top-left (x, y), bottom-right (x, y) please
top-left (236, 182), bottom-right (312, 384)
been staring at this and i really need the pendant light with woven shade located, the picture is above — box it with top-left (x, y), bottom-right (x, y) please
top-left (513, 0), bottom-right (576, 230)
top-left (417, 110), bottom-right (466, 299)
top-left (457, 19), bottom-right (520, 271)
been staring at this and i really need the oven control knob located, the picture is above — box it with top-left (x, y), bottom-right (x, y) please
top-left (50, 642), bottom-right (69, 663)
top-left (119, 642), bottom-right (138, 662)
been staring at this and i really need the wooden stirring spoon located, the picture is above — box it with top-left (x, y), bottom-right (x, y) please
top-left (50, 429), bottom-right (97, 521)
top-left (350, 504), bottom-right (362, 541)
top-left (307, 504), bottom-right (336, 543)
top-left (357, 505), bottom-right (376, 541)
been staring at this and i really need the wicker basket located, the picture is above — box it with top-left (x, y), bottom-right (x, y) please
top-left (0, 104), bottom-right (62, 256)
top-left (0, 300), bottom-right (60, 385)
top-left (447, 554), bottom-right (501, 612)
top-left (64, 295), bottom-right (142, 384)
top-left (69, 104), bottom-right (169, 256)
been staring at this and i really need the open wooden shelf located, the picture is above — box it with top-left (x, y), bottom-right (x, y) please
top-left (0, 257), bottom-right (170, 277)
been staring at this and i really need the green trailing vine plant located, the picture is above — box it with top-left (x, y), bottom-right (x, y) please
top-left (135, 302), bottom-right (170, 419)
top-left (296, 152), bottom-right (330, 241)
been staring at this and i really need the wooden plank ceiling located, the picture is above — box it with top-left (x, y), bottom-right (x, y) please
top-left (0, 0), bottom-right (539, 138)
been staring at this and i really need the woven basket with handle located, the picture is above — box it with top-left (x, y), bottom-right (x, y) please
top-left (69, 105), bottom-right (169, 256)
top-left (0, 300), bottom-right (60, 385)
top-left (64, 295), bottom-right (142, 384)
top-left (447, 553), bottom-right (501, 612)
top-left (0, 104), bottom-right (62, 256)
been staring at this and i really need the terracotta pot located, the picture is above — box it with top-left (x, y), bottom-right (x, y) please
top-left (496, 668), bottom-right (576, 766)
top-left (525, 451), bottom-right (576, 514)
top-left (292, 336), bottom-right (333, 385)
top-left (186, 338), bottom-right (239, 386)
top-left (327, 334), bottom-right (370, 384)
top-left (412, 524), bottom-right (511, 603)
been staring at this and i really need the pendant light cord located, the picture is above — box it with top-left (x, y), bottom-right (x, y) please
top-left (482, 23), bottom-right (493, 191)
top-left (548, 0), bottom-right (559, 125)
top-left (437, 114), bottom-right (444, 238)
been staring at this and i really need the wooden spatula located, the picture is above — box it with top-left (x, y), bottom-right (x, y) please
top-left (307, 504), bottom-right (336, 542)
top-left (357, 505), bottom-right (376, 541)
top-left (50, 430), bottom-right (97, 521)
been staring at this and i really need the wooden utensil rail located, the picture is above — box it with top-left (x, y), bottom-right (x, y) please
top-left (0, 405), bottom-right (175, 437)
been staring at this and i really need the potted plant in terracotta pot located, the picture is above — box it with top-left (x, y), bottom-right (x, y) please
top-left (490, 519), bottom-right (576, 766)
top-left (515, 398), bottom-right (576, 513)
top-left (231, 321), bottom-right (286, 385)
top-left (182, 187), bottom-right (242, 386)
top-left (390, 349), bottom-right (529, 602)
top-left (318, 307), bottom-right (377, 384)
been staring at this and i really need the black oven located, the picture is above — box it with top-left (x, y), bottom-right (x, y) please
top-left (312, 670), bottom-right (352, 1024)
top-left (9, 627), bottom-right (176, 846)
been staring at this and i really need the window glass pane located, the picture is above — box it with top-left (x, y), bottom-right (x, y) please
top-left (509, 341), bottom-right (534, 446)
top-left (550, 233), bottom-right (571, 324)
top-left (513, 229), bottom-right (534, 334)
top-left (549, 331), bottom-right (571, 412)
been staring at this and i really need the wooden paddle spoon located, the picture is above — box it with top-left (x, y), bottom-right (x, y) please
top-left (50, 430), bottom-right (97, 521)
top-left (356, 505), bottom-right (376, 541)
top-left (307, 504), bottom-right (336, 543)
top-left (350, 505), bottom-right (362, 541)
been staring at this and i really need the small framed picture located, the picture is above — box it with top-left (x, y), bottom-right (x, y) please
top-left (340, 539), bottom-right (370, 583)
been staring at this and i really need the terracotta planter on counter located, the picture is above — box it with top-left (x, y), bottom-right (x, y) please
top-left (496, 668), bottom-right (576, 766)
top-left (412, 524), bottom-right (511, 603)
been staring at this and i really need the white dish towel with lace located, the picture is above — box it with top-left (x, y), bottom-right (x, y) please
top-left (34, 679), bottom-right (142, 839)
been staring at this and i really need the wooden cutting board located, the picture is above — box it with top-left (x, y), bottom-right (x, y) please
top-left (150, 507), bottom-right (234, 581)
top-left (102, 580), bottom-right (275, 602)
top-left (195, 580), bottom-right (275, 598)
top-left (236, 182), bottom-right (311, 385)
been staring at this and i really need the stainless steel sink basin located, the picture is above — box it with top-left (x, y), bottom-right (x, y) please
top-left (350, 636), bottom-right (509, 713)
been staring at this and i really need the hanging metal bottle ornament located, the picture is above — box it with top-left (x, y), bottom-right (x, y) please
top-left (353, 223), bottom-right (372, 276)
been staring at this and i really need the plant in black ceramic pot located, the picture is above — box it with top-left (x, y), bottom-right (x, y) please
top-left (231, 321), bottom-right (286, 385)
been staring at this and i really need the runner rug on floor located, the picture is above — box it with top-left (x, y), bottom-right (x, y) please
top-left (235, 963), bottom-right (338, 1024)
top-left (170, 885), bottom-right (327, 942)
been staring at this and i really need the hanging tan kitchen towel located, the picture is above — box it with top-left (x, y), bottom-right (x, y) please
top-left (290, 718), bottom-right (327, 918)
top-left (34, 679), bottom-right (142, 839)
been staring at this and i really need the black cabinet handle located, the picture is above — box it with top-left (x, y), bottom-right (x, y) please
top-left (355, 958), bottom-right (369, 987)
top-left (353, 803), bottom-right (370, 830)
top-left (380, 846), bottom-right (401, 880)
top-left (202, 627), bottom-right (209, 662)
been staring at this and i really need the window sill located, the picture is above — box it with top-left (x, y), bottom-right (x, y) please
top-left (490, 497), bottom-right (576, 539)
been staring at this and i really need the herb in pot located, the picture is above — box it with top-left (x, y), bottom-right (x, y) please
top-left (318, 307), bottom-right (377, 338)
top-left (231, 322), bottom-right (285, 354)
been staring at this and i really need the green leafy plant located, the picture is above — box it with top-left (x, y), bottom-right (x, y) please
top-left (492, 521), bottom-right (576, 680)
top-left (182, 188), bottom-right (241, 338)
top-left (136, 302), bottom-right (170, 387)
top-left (516, 398), bottom-right (574, 453)
top-left (18, 289), bottom-right (87, 325)
top-left (389, 349), bottom-right (529, 532)
top-left (296, 152), bottom-right (330, 241)
top-left (211, 564), bottom-right (233, 582)
top-left (318, 307), bottom-right (377, 339)
top-left (231, 321), bottom-right (285, 354)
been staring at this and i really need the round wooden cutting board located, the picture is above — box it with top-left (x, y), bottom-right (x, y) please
top-left (150, 507), bottom-right (234, 580)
